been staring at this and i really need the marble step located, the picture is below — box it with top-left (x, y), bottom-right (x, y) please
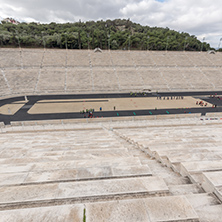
top-left (0, 195), bottom-right (200, 222)
top-left (180, 160), bottom-right (222, 176)
top-left (156, 150), bottom-right (222, 168)
top-left (0, 204), bottom-right (84, 222)
top-left (169, 184), bottom-right (204, 195)
top-left (195, 205), bottom-right (222, 222)
top-left (0, 176), bottom-right (168, 210)
top-left (0, 148), bottom-right (131, 164)
top-left (202, 171), bottom-right (222, 202)
top-left (86, 195), bottom-right (199, 222)
top-left (185, 193), bottom-right (221, 210)
top-left (0, 165), bottom-right (152, 186)
top-left (0, 157), bottom-right (143, 174)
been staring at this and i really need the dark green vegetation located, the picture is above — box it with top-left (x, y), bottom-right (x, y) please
top-left (83, 208), bottom-right (86, 222)
top-left (0, 19), bottom-right (211, 50)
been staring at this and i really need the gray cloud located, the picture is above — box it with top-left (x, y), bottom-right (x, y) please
top-left (0, 0), bottom-right (222, 48)
top-left (120, 0), bottom-right (222, 47)
top-left (0, 0), bottom-right (127, 22)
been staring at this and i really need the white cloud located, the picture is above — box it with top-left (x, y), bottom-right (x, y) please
top-left (120, 0), bottom-right (222, 47)
top-left (0, 0), bottom-right (222, 48)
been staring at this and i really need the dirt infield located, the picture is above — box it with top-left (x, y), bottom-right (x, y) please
top-left (0, 92), bottom-right (220, 125)
top-left (0, 101), bottom-right (27, 115)
top-left (28, 97), bottom-right (212, 114)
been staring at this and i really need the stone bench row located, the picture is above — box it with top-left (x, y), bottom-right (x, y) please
top-left (0, 195), bottom-right (199, 222)
top-left (0, 157), bottom-right (143, 174)
top-left (0, 176), bottom-right (168, 207)
top-left (0, 164), bottom-right (151, 187)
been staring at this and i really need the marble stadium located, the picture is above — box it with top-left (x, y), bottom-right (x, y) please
top-left (0, 48), bottom-right (222, 222)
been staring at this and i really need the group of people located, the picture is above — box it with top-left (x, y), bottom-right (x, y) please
top-left (196, 101), bottom-right (208, 106)
top-left (157, 96), bottom-right (184, 100)
top-left (210, 94), bottom-right (222, 100)
top-left (196, 100), bottom-right (218, 108)
top-left (80, 106), bottom-right (116, 118)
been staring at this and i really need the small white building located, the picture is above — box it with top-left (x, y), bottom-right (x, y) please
top-left (2, 18), bottom-right (20, 25)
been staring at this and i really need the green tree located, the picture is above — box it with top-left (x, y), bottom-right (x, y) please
top-left (0, 19), bottom-right (212, 50)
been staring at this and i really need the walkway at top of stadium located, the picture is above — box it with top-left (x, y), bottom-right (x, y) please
top-left (0, 91), bottom-right (222, 125)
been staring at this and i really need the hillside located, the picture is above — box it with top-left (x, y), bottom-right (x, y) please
top-left (0, 19), bottom-right (211, 51)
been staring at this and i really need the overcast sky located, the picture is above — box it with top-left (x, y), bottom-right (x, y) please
top-left (0, 0), bottom-right (222, 48)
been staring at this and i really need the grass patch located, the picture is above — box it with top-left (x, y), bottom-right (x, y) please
top-left (83, 208), bottom-right (86, 222)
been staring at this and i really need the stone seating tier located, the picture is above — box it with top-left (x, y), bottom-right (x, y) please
top-left (1, 49), bottom-right (222, 96)
top-left (1, 118), bottom-right (222, 221)
top-left (114, 120), bottom-right (222, 204)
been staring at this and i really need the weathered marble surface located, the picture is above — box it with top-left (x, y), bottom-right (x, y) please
top-left (0, 196), bottom-right (200, 222)
top-left (86, 199), bottom-right (151, 222)
top-left (0, 177), bottom-right (168, 205)
top-left (202, 171), bottom-right (222, 202)
top-left (195, 205), bottom-right (222, 222)
top-left (180, 161), bottom-right (222, 176)
top-left (0, 204), bottom-right (84, 222)
top-left (1, 119), bottom-right (222, 221)
top-left (143, 196), bottom-right (199, 222)
top-left (86, 196), bottom-right (199, 222)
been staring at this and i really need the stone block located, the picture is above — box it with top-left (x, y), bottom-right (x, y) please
top-left (180, 161), bottom-right (222, 176)
top-left (0, 204), bottom-right (84, 222)
top-left (57, 176), bottom-right (169, 200)
top-left (186, 193), bottom-right (221, 210)
top-left (202, 171), bottom-right (222, 193)
top-left (195, 205), bottom-right (222, 222)
top-left (86, 199), bottom-right (151, 222)
top-left (0, 177), bottom-right (168, 207)
top-left (143, 195), bottom-right (199, 222)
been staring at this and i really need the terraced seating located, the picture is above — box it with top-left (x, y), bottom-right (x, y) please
top-left (138, 67), bottom-right (168, 91)
top-left (86, 196), bottom-right (199, 222)
top-left (185, 193), bottom-right (222, 222)
top-left (66, 67), bottom-right (92, 91)
top-left (150, 51), bottom-right (177, 67)
top-left (115, 120), bottom-right (222, 209)
top-left (0, 49), bottom-right (21, 68)
top-left (36, 68), bottom-right (65, 92)
top-left (66, 50), bottom-right (89, 67)
top-left (0, 49), bottom-right (222, 95)
top-left (159, 67), bottom-right (191, 90)
top-left (0, 176), bottom-right (168, 207)
top-left (0, 195), bottom-right (200, 222)
top-left (0, 204), bottom-right (84, 222)
top-left (170, 52), bottom-right (194, 67)
top-left (116, 67), bottom-right (143, 90)
top-left (186, 52), bottom-right (214, 67)
top-left (4, 68), bottom-right (38, 94)
top-left (180, 160), bottom-right (222, 177)
top-left (1, 118), bottom-right (222, 220)
top-left (0, 71), bottom-right (11, 95)
top-left (130, 51), bottom-right (156, 67)
top-left (90, 51), bottom-right (112, 67)
top-left (111, 51), bottom-right (134, 67)
top-left (205, 52), bottom-right (222, 66)
top-left (179, 67), bottom-right (213, 90)
top-left (42, 50), bottom-right (66, 67)
top-left (201, 67), bottom-right (222, 89)
top-left (22, 49), bottom-right (43, 67)
top-left (202, 171), bottom-right (222, 202)
top-left (0, 128), bottom-right (158, 211)
top-left (92, 68), bottom-right (119, 91)
top-left (0, 128), bottom-right (150, 176)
